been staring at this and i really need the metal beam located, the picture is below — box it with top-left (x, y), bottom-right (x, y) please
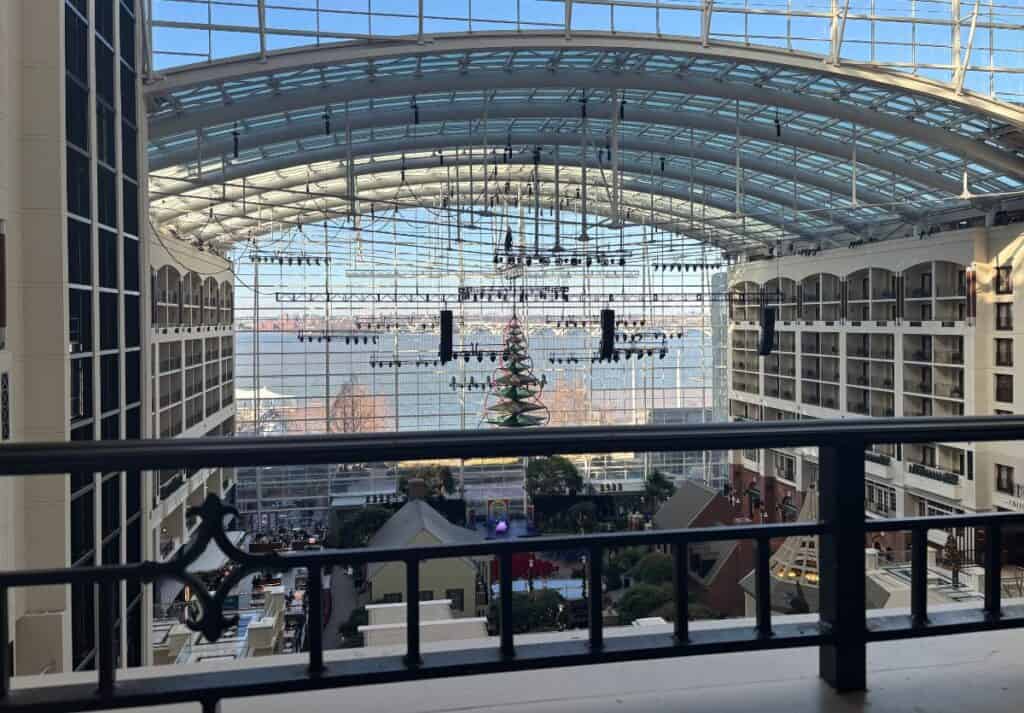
top-left (153, 150), bottom-right (862, 240)
top-left (161, 169), bottom-right (834, 249)
top-left (144, 33), bottom-right (1024, 175)
top-left (163, 174), bottom-right (776, 251)
top-left (150, 103), bottom-right (952, 207)
top-left (953, 0), bottom-right (981, 95)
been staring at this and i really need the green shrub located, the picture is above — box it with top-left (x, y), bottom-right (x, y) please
top-left (631, 551), bottom-right (674, 585)
top-left (617, 584), bottom-right (672, 624)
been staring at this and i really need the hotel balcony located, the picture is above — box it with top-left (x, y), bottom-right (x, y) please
top-left (864, 450), bottom-right (896, 482)
top-left (993, 484), bottom-right (1024, 511)
top-left (800, 332), bottom-right (840, 357)
top-left (905, 462), bottom-right (963, 502)
top-left (765, 376), bottom-right (795, 401)
top-left (4, 418), bottom-right (1024, 713)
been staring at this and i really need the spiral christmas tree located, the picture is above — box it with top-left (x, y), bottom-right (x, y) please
top-left (485, 316), bottom-right (549, 428)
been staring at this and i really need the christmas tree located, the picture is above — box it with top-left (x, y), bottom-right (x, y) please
top-left (485, 316), bottom-right (549, 428)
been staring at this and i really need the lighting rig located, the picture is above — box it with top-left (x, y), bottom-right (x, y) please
top-left (546, 317), bottom-right (652, 329)
top-left (448, 376), bottom-right (493, 392)
top-left (277, 290), bottom-right (754, 305)
top-left (494, 249), bottom-right (630, 268)
top-left (616, 331), bottom-right (671, 343)
top-left (592, 347), bottom-right (669, 363)
top-left (651, 262), bottom-right (723, 272)
top-left (368, 345), bottom-right (506, 369)
top-left (353, 318), bottom-right (438, 332)
top-left (458, 286), bottom-right (570, 302)
top-left (251, 252), bottom-right (332, 266)
top-left (296, 330), bottom-right (379, 344)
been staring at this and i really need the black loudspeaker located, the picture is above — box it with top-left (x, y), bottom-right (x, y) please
top-left (759, 306), bottom-right (776, 356)
top-left (600, 309), bottom-right (615, 361)
top-left (440, 310), bottom-right (453, 364)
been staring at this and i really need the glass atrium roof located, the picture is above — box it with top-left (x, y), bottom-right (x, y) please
top-left (145, 31), bottom-right (1024, 252)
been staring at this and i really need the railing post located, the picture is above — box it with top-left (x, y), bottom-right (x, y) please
top-left (588, 546), bottom-right (603, 652)
top-left (97, 581), bottom-right (116, 697)
top-left (306, 565), bottom-right (324, 674)
top-left (818, 443), bottom-right (866, 692)
top-left (755, 536), bottom-right (772, 639)
top-left (498, 552), bottom-right (515, 659)
top-left (985, 524), bottom-right (1002, 620)
top-left (0, 586), bottom-right (8, 698)
top-left (672, 541), bottom-right (689, 643)
top-left (911, 527), bottom-right (928, 628)
top-left (405, 558), bottom-right (421, 667)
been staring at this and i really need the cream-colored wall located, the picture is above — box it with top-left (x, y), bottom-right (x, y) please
top-left (368, 531), bottom-right (481, 615)
top-left (728, 224), bottom-right (1024, 515)
top-left (0, 0), bottom-right (72, 675)
top-left (730, 230), bottom-right (979, 286)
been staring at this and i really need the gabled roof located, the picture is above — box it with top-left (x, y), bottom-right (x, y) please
top-left (653, 479), bottom-right (719, 530)
top-left (366, 499), bottom-right (483, 578)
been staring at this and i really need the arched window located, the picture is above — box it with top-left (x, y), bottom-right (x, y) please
top-left (184, 272), bottom-right (203, 326)
top-left (729, 280), bottom-right (761, 322)
top-left (219, 282), bottom-right (233, 324)
top-left (204, 277), bottom-right (219, 324)
top-left (156, 266), bottom-right (181, 326)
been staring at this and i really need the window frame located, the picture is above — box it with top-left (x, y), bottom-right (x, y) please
top-left (996, 265), bottom-right (1013, 295)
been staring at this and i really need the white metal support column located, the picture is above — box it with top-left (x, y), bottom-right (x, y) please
top-left (701, 0), bottom-right (714, 47)
top-left (953, 1), bottom-right (981, 95)
top-left (828, 0), bottom-right (852, 66)
top-left (258, 0), bottom-right (267, 60)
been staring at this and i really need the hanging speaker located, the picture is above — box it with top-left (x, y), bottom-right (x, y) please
top-left (759, 306), bottom-right (776, 356)
top-left (440, 310), bottom-right (453, 364)
top-left (600, 309), bottom-right (615, 361)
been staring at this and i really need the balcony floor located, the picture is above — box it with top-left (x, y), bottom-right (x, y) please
top-left (14, 617), bottom-right (1024, 713)
top-left (264, 627), bottom-right (1019, 713)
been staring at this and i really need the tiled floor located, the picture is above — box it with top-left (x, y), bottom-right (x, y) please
top-left (220, 627), bottom-right (1024, 713)
top-left (15, 616), bottom-right (1024, 713)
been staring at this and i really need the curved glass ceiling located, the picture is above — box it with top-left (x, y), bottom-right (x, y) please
top-left (145, 32), bottom-right (1024, 251)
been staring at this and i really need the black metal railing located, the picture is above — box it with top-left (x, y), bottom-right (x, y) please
top-left (2, 417), bottom-right (1024, 712)
top-left (907, 462), bottom-right (961, 485)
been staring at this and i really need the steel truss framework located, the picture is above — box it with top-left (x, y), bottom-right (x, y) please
top-left (146, 32), bottom-right (1024, 254)
top-left (145, 1), bottom-right (1024, 101)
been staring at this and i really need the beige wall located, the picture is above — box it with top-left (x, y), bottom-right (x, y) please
top-left (728, 224), bottom-right (1024, 516)
top-left (0, 0), bottom-right (73, 676)
top-left (368, 531), bottom-right (482, 615)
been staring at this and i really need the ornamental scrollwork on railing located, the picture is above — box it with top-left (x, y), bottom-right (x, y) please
top-left (167, 494), bottom-right (295, 642)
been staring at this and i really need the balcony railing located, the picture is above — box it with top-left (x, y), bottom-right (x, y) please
top-left (2, 417), bottom-right (1024, 711)
top-left (907, 462), bottom-right (961, 485)
top-left (864, 451), bottom-right (892, 466)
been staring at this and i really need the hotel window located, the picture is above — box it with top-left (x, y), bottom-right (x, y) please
top-left (996, 374), bottom-right (1014, 404)
top-left (997, 464), bottom-right (1015, 495)
top-left (124, 237), bottom-right (139, 291)
top-left (997, 303), bottom-right (1013, 331)
top-left (70, 357), bottom-right (93, 423)
top-left (996, 339), bottom-right (1014, 367)
top-left (66, 147), bottom-right (91, 219)
top-left (99, 292), bottom-right (119, 350)
top-left (100, 354), bottom-right (119, 413)
top-left (996, 265), bottom-right (1013, 295)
